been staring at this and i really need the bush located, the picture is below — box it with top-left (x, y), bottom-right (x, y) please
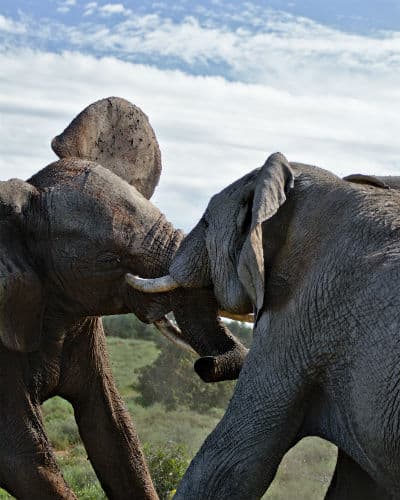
top-left (144, 443), bottom-right (190, 500)
top-left (57, 445), bottom-right (106, 500)
top-left (43, 397), bottom-right (80, 450)
top-left (103, 314), bottom-right (159, 342)
top-left (135, 342), bottom-right (235, 413)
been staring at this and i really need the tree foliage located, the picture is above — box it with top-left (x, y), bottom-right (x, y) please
top-left (135, 342), bottom-right (236, 413)
top-left (103, 314), bottom-right (159, 342)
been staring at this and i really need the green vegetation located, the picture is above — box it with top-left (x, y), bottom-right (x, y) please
top-left (143, 443), bottom-right (190, 500)
top-left (0, 316), bottom-right (337, 499)
top-left (135, 341), bottom-right (236, 413)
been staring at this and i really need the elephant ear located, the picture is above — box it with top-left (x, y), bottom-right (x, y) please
top-left (343, 174), bottom-right (391, 189)
top-left (0, 179), bottom-right (44, 352)
top-left (237, 153), bottom-right (294, 311)
top-left (51, 97), bottom-right (161, 199)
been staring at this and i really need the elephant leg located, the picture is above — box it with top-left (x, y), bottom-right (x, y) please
top-left (325, 449), bottom-right (389, 500)
top-left (175, 314), bottom-right (309, 500)
top-left (58, 317), bottom-right (158, 500)
top-left (0, 382), bottom-right (75, 499)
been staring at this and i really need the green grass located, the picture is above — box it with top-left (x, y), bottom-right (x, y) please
top-left (0, 337), bottom-right (337, 498)
top-left (107, 337), bottom-right (159, 396)
top-left (263, 437), bottom-right (336, 499)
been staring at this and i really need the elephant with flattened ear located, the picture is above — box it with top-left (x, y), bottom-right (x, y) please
top-left (0, 97), bottom-right (247, 500)
top-left (131, 152), bottom-right (400, 499)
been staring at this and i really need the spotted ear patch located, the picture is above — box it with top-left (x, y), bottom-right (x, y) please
top-left (51, 97), bottom-right (162, 200)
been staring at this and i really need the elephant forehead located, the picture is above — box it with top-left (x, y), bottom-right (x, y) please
top-left (36, 160), bottom-right (149, 217)
top-left (34, 162), bottom-right (162, 250)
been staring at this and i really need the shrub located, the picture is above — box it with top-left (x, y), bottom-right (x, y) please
top-left (144, 443), bottom-right (190, 500)
top-left (43, 397), bottom-right (80, 450)
top-left (135, 342), bottom-right (236, 413)
top-left (102, 314), bottom-right (159, 342)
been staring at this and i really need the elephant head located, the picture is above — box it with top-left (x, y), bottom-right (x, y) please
top-left (128, 152), bottom-right (294, 318)
top-left (0, 97), bottom-right (247, 383)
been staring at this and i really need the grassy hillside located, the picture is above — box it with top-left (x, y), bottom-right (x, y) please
top-left (0, 337), bottom-right (337, 499)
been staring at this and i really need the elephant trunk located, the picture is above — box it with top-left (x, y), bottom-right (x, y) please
top-left (170, 287), bottom-right (248, 381)
top-left (152, 317), bottom-right (248, 382)
top-left (194, 346), bottom-right (248, 383)
top-left (136, 214), bottom-right (185, 277)
top-left (126, 214), bottom-right (248, 382)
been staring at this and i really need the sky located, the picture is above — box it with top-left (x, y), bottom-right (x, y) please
top-left (1, 1), bottom-right (399, 230)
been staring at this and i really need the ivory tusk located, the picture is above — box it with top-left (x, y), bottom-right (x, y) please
top-left (153, 317), bottom-right (196, 355)
top-left (125, 273), bottom-right (180, 293)
top-left (219, 310), bottom-right (254, 323)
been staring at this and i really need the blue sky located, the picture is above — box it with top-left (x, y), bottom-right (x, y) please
top-left (3, 0), bottom-right (400, 35)
top-left (1, 1), bottom-right (399, 228)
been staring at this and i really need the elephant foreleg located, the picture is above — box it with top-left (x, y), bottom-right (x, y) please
top-left (325, 449), bottom-right (390, 500)
top-left (0, 369), bottom-right (76, 499)
top-left (175, 313), bottom-right (309, 500)
top-left (58, 317), bottom-right (158, 500)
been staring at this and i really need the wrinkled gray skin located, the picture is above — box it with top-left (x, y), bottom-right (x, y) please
top-left (0, 98), bottom-right (246, 499)
top-left (324, 173), bottom-right (400, 500)
top-left (160, 153), bottom-right (400, 499)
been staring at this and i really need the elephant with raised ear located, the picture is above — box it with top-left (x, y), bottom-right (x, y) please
top-left (131, 152), bottom-right (400, 499)
top-left (0, 97), bottom-right (247, 499)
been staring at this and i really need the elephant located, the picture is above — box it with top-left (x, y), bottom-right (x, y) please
top-left (129, 152), bottom-right (400, 499)
top-left (0, 97), bottom-right (247, 499)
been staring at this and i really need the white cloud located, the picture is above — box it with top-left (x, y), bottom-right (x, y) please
top-left (57, 0), bottom-right (77, 14)
top-left (84, 2), bottom-right (98, 16)
top-left (3, 9), bottom-right (400, 100)
top-left (99, 3), bottom-right (130, 16)
top-left (0, 14), bottom-right (26, 34)
top-left (0, 48), bottom-right (399, 231)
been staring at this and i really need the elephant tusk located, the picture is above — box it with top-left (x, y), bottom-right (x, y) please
top-left (125, 273), bottom-right (180, 293)
top-left (153, 317), bottom-right (196, 355)
top-left (219, 310), bottom-right (254, 323)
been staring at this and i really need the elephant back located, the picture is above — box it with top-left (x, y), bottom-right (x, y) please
top-left (51, 97), bottom-right (161, 199)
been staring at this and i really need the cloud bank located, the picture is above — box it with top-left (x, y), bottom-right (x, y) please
top-left (0, 6), bottom-right (399, 230)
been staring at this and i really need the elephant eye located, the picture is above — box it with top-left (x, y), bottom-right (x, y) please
top-left (97, 253), bottom-right (122, 268)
